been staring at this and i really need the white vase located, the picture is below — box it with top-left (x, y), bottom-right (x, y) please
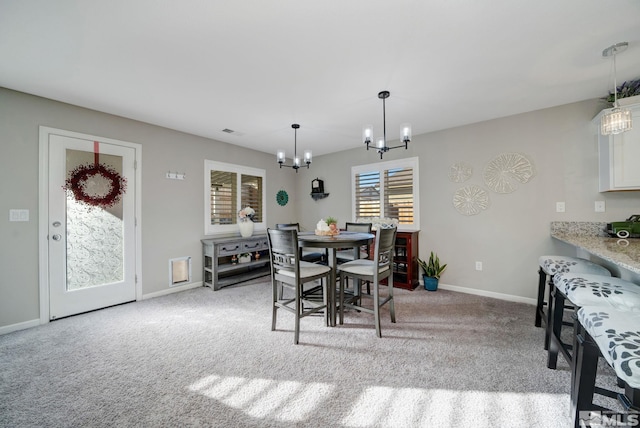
top-left (238, 220), bottom-right (254, 237)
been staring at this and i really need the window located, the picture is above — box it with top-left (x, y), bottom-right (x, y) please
top-left (205, 160), bottom-right (266, 235)
top-left (352, 157), bottom-right (419, 231)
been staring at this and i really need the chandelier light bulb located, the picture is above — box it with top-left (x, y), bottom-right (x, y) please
top-left (276, 124), bottom-right (311, 171)
top-left (362, 90), bottom-right (410, 158)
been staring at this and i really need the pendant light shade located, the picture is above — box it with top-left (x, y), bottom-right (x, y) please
top-left (363, 91), bottom-right (411, 159)
top-left (277, 124), bottom-right (311, 172)
top-left (601, 42), bottom-right (633, 136)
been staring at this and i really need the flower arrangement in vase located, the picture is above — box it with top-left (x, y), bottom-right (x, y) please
top-left (238, 206), bottom-right (255, 237)
top-left (315, 217), bottom-right (339, 236)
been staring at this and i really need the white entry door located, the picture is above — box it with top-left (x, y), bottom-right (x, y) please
top-left (46, 131), bottom-right (138, 320)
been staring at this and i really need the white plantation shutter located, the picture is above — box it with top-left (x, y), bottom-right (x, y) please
top-left (205, 160), bottom-right (266, 235)
top-left (355, 171), bottom-right (381, 219)
top-left (210, 170), bottom-right (236, 225)
top-left (352, 157), bottom-right (419, 230)
top-left (384, 167), bottom-right (414, 224)
top-left (241, 174), bottom-right (262, 222)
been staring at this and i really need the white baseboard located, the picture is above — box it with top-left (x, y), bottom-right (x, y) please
top-left (0, 318), bottom-right (41, 336)
top-left (142, 281), bottom-right (203, 300)
top-left (435, 282), bottom-right (537, 306)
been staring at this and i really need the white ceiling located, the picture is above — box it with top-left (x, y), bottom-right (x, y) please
top-left (1, 1), bottom-right (639, 157)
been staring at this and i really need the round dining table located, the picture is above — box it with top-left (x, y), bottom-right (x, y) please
top-left (297, 231), bottom-right (374, 326)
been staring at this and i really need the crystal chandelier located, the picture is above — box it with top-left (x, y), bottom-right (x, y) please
top-left (277, 124), bottom-right (311, 172)
top-left (601, 42), bottom-right (632, 136)
top-left (363, 91), bottom-right (411, 159)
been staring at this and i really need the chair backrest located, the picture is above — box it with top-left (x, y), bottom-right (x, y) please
top-left (374, 227), bottom-right (397, 274)
top-left (267, 228), bottom-right (299, 276)
top-left (275, 223), bottom-right (300, 231)
top-left (345, 222), bottom-right (372, 233)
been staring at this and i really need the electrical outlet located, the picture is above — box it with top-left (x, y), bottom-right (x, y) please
top-left (475, 261), bottom-right (483, 271)
top-left (595, 201), bottom-right (606, 212)
top-left (556, 202), bottom-right (565, 213)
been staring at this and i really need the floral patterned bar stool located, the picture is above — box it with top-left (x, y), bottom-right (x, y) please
top-left (548, 273), bottom-right (640, 370)
top-left (537, 256), bottom-right (611, 349)
top-left (572, 307), bottom-right (640, 427)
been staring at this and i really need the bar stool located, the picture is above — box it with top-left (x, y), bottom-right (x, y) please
top-left (548, 273), bottom-right (640, 370)
top-left (537, 255), bottom-right (611, 349)
top-left (572, 307), bottom-right (640, 427)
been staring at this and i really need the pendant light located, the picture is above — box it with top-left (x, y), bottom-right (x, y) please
top-left (277, 124), bottom-right (311, 172)
top-left (601, 42), bottom-right (632, 136)
top-left (363, 90), bottom-right (411, 159)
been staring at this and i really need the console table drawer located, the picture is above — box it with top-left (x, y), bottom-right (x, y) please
top-left (242, 239), bottom-right (264, 252)
top-left (218, 243), bottom-right (243, 256)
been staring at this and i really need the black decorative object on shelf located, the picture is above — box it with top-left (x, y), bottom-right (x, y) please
top-left (311, 177), bottom-right (329, 200)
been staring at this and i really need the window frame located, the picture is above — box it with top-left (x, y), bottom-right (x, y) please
top-left (204, 160), bottom-right (266, 235)
top-left (351, 157), bottom-right (420, 232)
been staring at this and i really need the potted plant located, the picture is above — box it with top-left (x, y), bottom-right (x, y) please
top-left (418, 251), bottom-right (447, 291)
top-left (325, 216), bottom-right (338, 234)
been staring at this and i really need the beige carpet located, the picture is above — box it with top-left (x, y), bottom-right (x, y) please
top-left (0, 279), bottom-right (622, 427)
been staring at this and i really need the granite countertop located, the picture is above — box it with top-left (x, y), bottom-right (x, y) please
top-left (551, 222), bottom-right (640, 275)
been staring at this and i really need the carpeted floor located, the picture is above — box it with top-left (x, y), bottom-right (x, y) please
top-left (0, 280), bottom-right (622, 427)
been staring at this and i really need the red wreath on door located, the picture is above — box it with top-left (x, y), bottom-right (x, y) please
top-left (64, 141), bottom-right (127, 209)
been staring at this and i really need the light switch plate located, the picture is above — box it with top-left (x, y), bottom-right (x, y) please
top-left (556, 202), bottom-right (565, 213)
top-left (9, 209), bottom-right (29, 222)
top-left (595, 201), bottom-right (606, 212)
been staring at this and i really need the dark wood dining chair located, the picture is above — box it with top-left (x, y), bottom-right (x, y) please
top-left (275, 223), bottom-right (324, 263)
top-left (337, 222), bottom-right (373, 295)
top-left (337, 226), bottom-right (397, 337)
top-left (267, 228), bottom-right (331, 344)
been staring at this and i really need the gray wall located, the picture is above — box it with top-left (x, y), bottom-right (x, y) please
top-left (0, 87), bottom-right (304, 329)
top-left (298, 100), bottom-right (640, 300)
top-left (2, 87), bottom-right (640, 331)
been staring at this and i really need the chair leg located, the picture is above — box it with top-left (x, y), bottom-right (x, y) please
top-left (547, 291), bottom-right (565, 369)
top-left (323, 277), bottom-right (329, 327)
top-left (535, 268), bottom-right (546, 327)
top-left (544, 277), bottom-right (555, 350)
top-left (571, 330), bottom-right (600, 428)
top-left (294, 284), bottom-right (301, 345)
top-left (271, 280), bottom-right (278, 331)
top-left (338, 274), bottom-right (345, 325)
top-left (373, 281), bottom-right (382, 338)
top-left (388, 280), bottom-right (396, 323)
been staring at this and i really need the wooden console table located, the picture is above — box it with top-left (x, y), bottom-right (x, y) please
top-left (202, 234), bottom-right (270, 290)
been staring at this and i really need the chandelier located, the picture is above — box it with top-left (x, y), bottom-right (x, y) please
top-left (363, 90), bottom-right (411, 159)
top-left (277, 124), bottom-right (311, 172)
top-left (601, 42), bottom-right (632, 136)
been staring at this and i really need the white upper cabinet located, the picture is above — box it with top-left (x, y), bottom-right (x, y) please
top-left (594, 97), bottom-right (640, 192)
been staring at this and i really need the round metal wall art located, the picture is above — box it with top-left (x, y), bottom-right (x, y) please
top-left (483, 152), bottom-right (536, 194)
top-left (449, 162), bottom-right (473, 183)
top-left (453, 185), bottom-right (490, 216)
top-left (276, 190), bottom-right (289, 206)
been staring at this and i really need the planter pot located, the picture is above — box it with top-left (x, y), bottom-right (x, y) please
top-left (238, 255), bottom-right (251, 264)
top-left (238, 220), bottom-right (254, 237)
top-left (423, 275), bottom-right (439, 291)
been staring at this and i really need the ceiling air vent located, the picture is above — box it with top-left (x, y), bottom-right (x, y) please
top-left (221, 128), bottom-right (244, 136)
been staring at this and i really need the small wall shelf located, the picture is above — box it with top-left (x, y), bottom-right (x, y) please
top-left (310, 193), bottom-right (329, 201)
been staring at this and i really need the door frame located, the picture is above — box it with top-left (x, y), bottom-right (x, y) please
top-left (38, 126), bottom-right (143, 324)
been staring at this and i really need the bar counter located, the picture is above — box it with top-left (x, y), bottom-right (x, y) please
top-left (550, 221), bottom-right (640, 277)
